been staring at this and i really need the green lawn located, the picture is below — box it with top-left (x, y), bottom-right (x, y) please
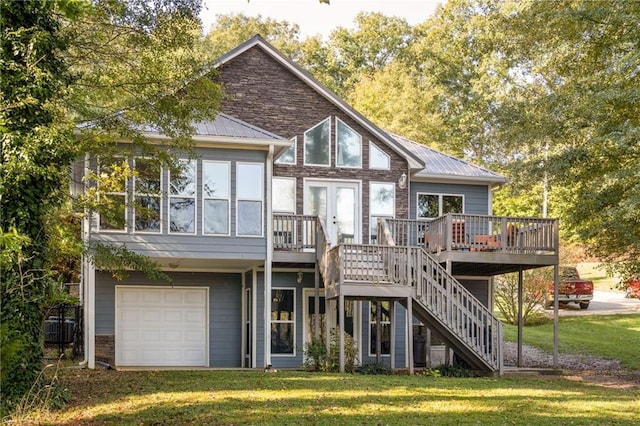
top-left (503, 314), bottom-right (640, 369)
top-left (23, 369), bottom-right (640, 425)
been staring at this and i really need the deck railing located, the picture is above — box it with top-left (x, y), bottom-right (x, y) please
top-left (273, 214), bottom-right (317, 251)
top-left (386, 214), bottom-right (558, 255)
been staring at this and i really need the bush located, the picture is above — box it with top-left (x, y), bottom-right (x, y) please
top-left (495, 269), bottom-right (549, 325)
top-left (303, 329), bottom-right (359, 373)
top-left (436, 364), bottom-right (477, 378)
top-left (358, 361), bottom-right (394, 375)
top-left (302, 337), bottom-right (327, 372)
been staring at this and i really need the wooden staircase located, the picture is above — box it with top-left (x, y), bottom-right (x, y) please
top-left (316, 221), bottom-right (503, 373)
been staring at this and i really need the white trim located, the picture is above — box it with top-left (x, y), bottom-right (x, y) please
top-left (302, 288), bottom-right (324, 354)
top-left (368, 300), bottom-right (392, 357)
top-left (114, 285), bottom-right (209, 367)
top-left (369, 141), bottom-right (390, 170)
top-left (335, 117), bottom-right (362, 169)
top-left (411, 174), bottom-right (508, 185)
top-left (96, 156), bottom-right (128, 233)
top-left (270, 287), bottom-right (296, 357)
top-left (369, 181), bottom-right (396, 242)
top-left (487, 184), bottom-right (493, 215)
top-left (416, 192), bottom-right (465, 220)
top-left (236, 162), bottom-right (264, 237)
top-left (86, 260), bottom-right (96, 369)
top-left (275, 136), bottom-right (297, 165)
top-left (168, 159), bottom-right (197, 235)
top-left (241, 273), bottom-right (246, 367)
top-left (303, 117), bottom-right (331, 167)
top-left (132, 157), bottom-right (162, 235)
top-left (202, 160), bottom-right (231, 236)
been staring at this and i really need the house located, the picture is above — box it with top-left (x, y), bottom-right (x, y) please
top-left (80, 35), bottom-right (559, 373)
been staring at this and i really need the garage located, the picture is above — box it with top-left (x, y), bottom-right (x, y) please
top-left (115, 286), bottom-right (208, 367)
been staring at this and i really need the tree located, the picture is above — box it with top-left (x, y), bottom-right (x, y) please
top-left (1, 0), bottom-right (222, 412)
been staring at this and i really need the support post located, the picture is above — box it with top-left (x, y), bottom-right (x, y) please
top-left (375, 301), bottom-right (382, 364)
top-left (553, 264), bottom-right (560, 368)
top-left (517, 267), bottom-right (523, 367)
top-left (339, 294), bottom-right (345, 373)
top-left (407, 297), bottom-right (414, 374)
top-left (390, 301), bottom-right (395, 370)
top-left (314, 263), bottom-right (320, 339)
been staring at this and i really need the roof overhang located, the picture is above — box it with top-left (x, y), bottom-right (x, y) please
top-left (411, 173), bottom-right (509, 187)
top-left (142, 133), bottom-right (292, 156)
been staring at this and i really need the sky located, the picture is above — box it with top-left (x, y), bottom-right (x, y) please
top-left (200, 0), bottom-right (444, 38)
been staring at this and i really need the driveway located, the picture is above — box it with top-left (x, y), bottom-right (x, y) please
top-left (556, 291), bottom-right (640, 316)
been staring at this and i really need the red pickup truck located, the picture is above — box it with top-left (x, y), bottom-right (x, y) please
top-left (546, 266), bottom-right (594, 310)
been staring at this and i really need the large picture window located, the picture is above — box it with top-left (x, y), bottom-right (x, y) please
top-left (417, 193), bottom-right (464, 219)
top-left (98, 158), bottom-right (128, 232)
top-left (370, 182), bottom-right (395, 242)
top-left (304, 118), bottom-right (330, 166)
top-left (237, 163), bottom-right (263, 236)
top-left (203, 161), bottom-right (230, 235)
top-left (133, 158), bottom-right (161, 233)
top-left (271, 289), bottom-right (295, 355)
top-left (169, 160), bottom-right (196, 234)
top-left (336, 118), bottom-right (362, 168)
top-left (369, 301), bottom-right (391, 356)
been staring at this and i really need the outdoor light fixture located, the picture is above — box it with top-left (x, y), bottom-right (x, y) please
top-left (297, 271), bottom-right (304, 284)
top-left (398, 172), bottom-right (407, 189)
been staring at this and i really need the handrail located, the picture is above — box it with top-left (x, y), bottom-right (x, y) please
top-left (387, 215), bottom-right (558, 255)
top-left (273, 214), bottom-right (317, 251)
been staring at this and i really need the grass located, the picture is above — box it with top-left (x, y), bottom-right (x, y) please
top-left (503, 314), bottom-right (640, 369)
top-left (19, 369), bottom-right (640, 425)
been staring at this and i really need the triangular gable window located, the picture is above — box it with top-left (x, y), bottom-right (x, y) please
top-left (304, 117), bottom-right (330, 166)
top-left (336, 118), bottom-right (362, 168)
top-left (369, 142), bottom-right (390, 170)
top-left (276, 137), bottom-right (296, 165)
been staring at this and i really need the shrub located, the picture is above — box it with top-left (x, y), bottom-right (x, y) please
top-left (358, 361), bottom-right (394, 375)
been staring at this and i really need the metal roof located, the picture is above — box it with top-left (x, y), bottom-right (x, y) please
top-left (390, 133), bottom-right (508, 184)
top-left (142, 112), bottom-right (286, 141)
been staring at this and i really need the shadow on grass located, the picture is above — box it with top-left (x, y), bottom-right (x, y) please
top-left (49, 370), bottom-right (640, 425)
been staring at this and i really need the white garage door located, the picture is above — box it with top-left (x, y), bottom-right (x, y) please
top-left (115, 286), bottom-right (208, 367)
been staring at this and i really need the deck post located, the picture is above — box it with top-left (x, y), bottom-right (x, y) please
top-left (325, 298), bottom-right (331, 363)
top-left (375, 301), bottom-right (382, 363)
top-left (314, 263), bottom-right (320, 339)
top-left (407, 296), bottom-right (414, 374)
top-left (517, 267), bottom-right (523, 367)
top-left (390, 301), bottom-right (396, 370)
top-left (339, 293), bottom-right (345, 373)
top-left (553, 263), bottom-right (559, 368)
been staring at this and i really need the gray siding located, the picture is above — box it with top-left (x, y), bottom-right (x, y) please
top-left (458, 278), bottom-right (490, 307)
top-left (95, 271), bottom-right (243, 367)
top-left (409, 182), bottom-right (490, 218)
top-left (91, 147), bottom-right (268, 261)
top-left (360, 301), bottom-right (407, 369)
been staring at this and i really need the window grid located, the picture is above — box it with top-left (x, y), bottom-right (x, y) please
top-left (202, 160), bottom-right (231, 236)
top-left (236, 162), bottom-right (264, 237)
top-left (97, 157), bottom-right (128, 233)
top-left (369, 301), bottom-right (391, 356)
top-left (169, 160), bottom-right (197, 235)
top-left (133, 157), bottom-right (162, 234)
top-left (416, 192), bottom-right (465, 220)
top-left (271, 288), bottom-right (295, 356)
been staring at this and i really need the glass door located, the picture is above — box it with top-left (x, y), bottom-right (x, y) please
top-left (304, 179), bottom-right (360, 246)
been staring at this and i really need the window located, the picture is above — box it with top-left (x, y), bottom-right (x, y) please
top-left (237, 163), bottom-right (263, 236)
top-left (370, 183), bottom-right (395, 242)
top-left (369, 142), bottom-right (390, 169)
top-left (271, 289), bottom-right (295, 355)
top-left (202, 161), bottom-right (230, 235)
top-left (133, 158), bottom-right (161, 233)
top-left (336, 118), bottom-right (362, 168)
top-left (276, 137), bottom-right (297, 165)
top-left (98, 158), bottom-right (127, 232)
top-left (417, 193), bottom-right (464, 219)
top-left (169, 160), bottom-right (196, 234)
top-left (369, 301), bottom-right (391, 356)
top-left (272, 177), bottom-right (296, 213)
top-left (304, 117), bottom-right (330, 166)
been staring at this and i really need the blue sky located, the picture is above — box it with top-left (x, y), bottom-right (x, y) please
top-left (200, 0), bottom-right (444, 38)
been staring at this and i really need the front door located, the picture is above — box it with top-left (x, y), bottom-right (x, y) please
top-left (304, 179), bottom-right (360, 245)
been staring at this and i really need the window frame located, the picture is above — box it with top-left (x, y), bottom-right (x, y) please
top-left (369, 181), bottom-right (396, 243)
top-left (132, 157), bottom-right (162, 234)
top-left (236, 162), bottom-right (264, 237)
top-left (168, 159), bottom-right (197, 235)
top-left (416, 192), bottom-right (465, 220)
top-left (303, 117), bottom-right (331, 167)
top-left (202, 160), bottom-right (231, 236)
top-left (369, 141), bottom-right (390, 170)
top-left (97, 156), bottom-right (128, 233)
top-left (271, 287), bottom-right (296, 357)
top-left (335, 117), bottom-right (362, 169)
top-left (272, 177), bottom-right (296, 214)
top-left (368, 301), bottom-right (391, 357)
top-left (275, 136), bottom-right (297, 165)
